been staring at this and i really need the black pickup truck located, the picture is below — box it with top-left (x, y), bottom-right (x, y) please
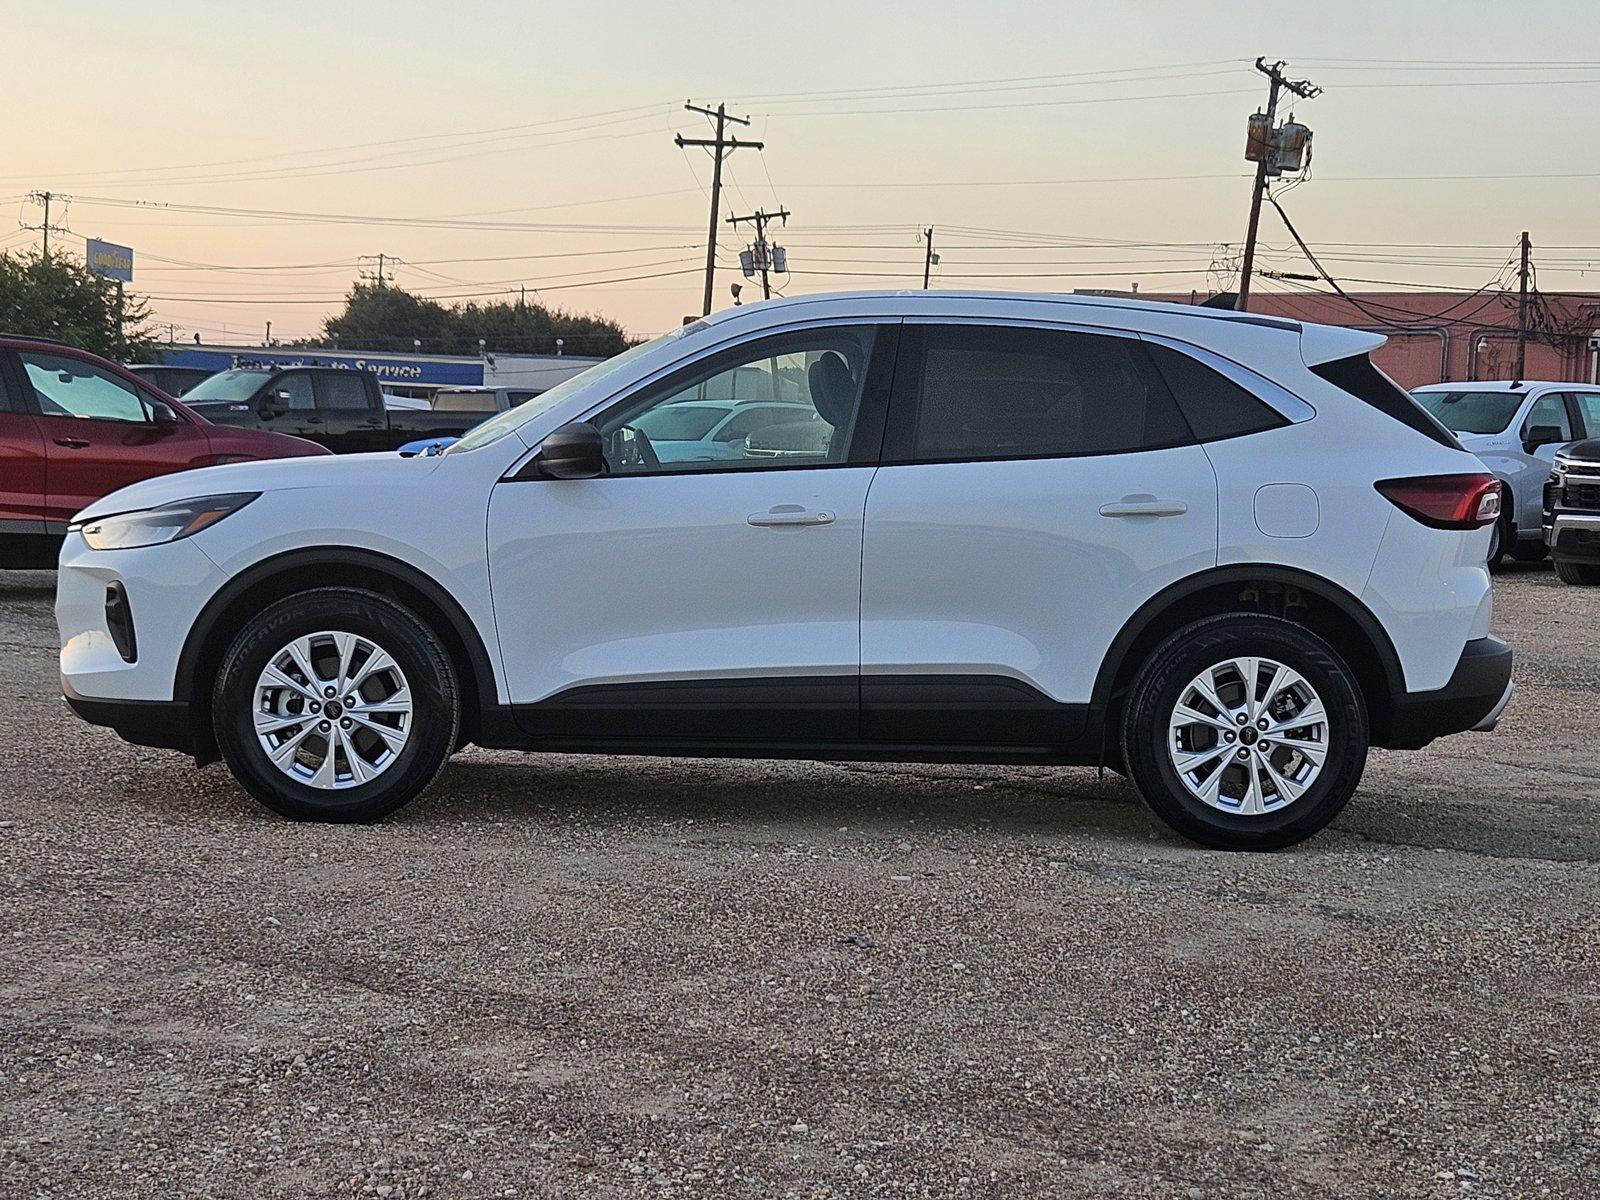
top-left (180, 366), bottom-right (491, 454)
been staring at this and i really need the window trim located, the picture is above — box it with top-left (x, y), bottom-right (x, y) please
top-left (881, 317), bottom-right (1200, 468)
top-left (505, 319), bottom-right (903, 481)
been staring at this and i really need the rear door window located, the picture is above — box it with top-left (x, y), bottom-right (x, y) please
top-left (1567, 392), bottom-right (1600, 438)
top-left (889, 324), bottom-right (1191, 462)
top-left (315, 373), bottom-right (371, 411)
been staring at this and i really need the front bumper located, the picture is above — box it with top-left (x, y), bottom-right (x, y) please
top-left (1383, 636), bottom-right (1514, 750)
top-left (1545, 513), bottom-right (1600, 564)
top-left (62, 680), bottom-right (196, 754)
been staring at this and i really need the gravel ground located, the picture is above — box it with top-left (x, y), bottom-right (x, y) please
top-left (2, 565), bottom-right (1597, 1199)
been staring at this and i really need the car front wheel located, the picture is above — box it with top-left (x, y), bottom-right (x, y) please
top-left (1121, 615), bottom-right (1368, 851)
top-left (212, 588), bottom-right (459, 822)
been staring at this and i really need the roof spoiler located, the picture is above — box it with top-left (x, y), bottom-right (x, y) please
top-left (1301, 324), bottom-right (1387, 368)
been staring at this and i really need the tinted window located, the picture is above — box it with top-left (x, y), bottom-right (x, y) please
top-left (1523, 393), bottom-right (1573, 441)
top-left (1570, 393), bottom-right (1600, 438)
top-left (21, 352), bottom-right (151, 423)
top-left (316, 373), bottom-right (370, 410)
top-left (903, 325), bottom-right (1189, 461)
top-left (1413, 389), bottom-right (1525, 435)
top-left (266, 374), bottom-right (315, 411)
top-left (598, 326), bottom-right (877, 474)
top-left (1312, 354), bottom-right (1458, 448)
top-left (1145, 343), bottom-right (1288, 441)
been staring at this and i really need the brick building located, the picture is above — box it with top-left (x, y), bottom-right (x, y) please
top-left (1150, 289), bottom-right (1600, 389)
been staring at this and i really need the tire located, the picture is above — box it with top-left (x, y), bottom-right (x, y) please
top-left (1509, 541), bottom-right (1548, 564)
top-left (1554, 559), bottom-right (1600, 586)
top-left (212, 588), bottom-right (459, 822)
top-left (1486, 517), bottom-right (1507, 569)
top-left (1120, 614), bottom-right (1368, 852)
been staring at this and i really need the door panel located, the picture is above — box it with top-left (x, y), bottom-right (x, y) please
top-left (861, 447), bottom-right (1218, 717)
top-left (314, 372), bottom-right (385, 453)
top-left (488, 467), bottom-right (876, 738)
top-left (0, 412), bottom-right (48, 528)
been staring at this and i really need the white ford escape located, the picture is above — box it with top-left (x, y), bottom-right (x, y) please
top-left (57, 292), bottom-right (1513, 851)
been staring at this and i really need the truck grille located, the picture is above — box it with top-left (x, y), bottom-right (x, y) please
top-left (1563, 481), bottom-right (1600, 512)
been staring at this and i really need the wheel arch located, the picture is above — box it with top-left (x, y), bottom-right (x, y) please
top-left (1091, 565), bottom-right (1408, 746)
top-left (176, 547), bottom-right (500, 764)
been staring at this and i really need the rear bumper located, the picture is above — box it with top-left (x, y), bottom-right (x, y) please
top-left (1383, 636), bottom-right (1514, 750)
top-left (62, 681), bottom-right (195, 754)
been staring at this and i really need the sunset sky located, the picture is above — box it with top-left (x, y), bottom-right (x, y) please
top-left (8, 0), bottom-right (1600, 345)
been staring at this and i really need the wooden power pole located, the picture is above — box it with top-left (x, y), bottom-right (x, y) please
top-left (676, 102), bottom-right (763, 316)
top-left (1237, 59), bottom-right (1319, 312)
top-left (1515, 230), bottom-right (1531, 381)
top-left (727, 207), bottom-right (789, 299)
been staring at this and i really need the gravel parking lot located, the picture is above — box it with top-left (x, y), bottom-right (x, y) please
top-left (1, 566), bottom-right (1596, 1199)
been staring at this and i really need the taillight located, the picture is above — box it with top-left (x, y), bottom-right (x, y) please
top-left (1374, 474), bottom-right (1501, 529)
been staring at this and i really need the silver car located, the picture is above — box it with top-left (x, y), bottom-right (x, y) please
top-left (1413, 382), bottom-right (1600, 566)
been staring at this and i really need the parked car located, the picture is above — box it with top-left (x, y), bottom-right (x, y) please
top-left (396, 435), bottom-right (460, 458)
top-left (381, 392), bottom-right (433, 412)
top-left (0, 334), bottom-right (327, 569)
top-left (1542, 437), bottom-right (1600, 584)
top-left (125, 363), bottom-right (215, 397)
top-left (58, 291), bottom-right (1513, 851)
top-left (1412, 381), bottom-right (1600, 566)
top-left (431, 386), bottom-right (543, 414)
top-left (631, 399), bottom-right (817, 463)
top-left (182, 367), bottom-right (489, 454)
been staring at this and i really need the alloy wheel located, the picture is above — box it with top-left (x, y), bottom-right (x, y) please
top-left (1166, 655), bottom-right (1328, 816)
top-left (252, 631), bottom-right (412, 790)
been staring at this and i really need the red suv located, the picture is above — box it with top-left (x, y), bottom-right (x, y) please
top-left (1, 335), bottom-right (329, 569)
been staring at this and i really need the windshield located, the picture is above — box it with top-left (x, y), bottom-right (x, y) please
top-left (1414, 389), bottom-right (1524, 435)
top-left (447, 327), bottom-right (693, 454)
top-left (183, 369), bottom-right (272, 404)
top-left (634, 404), bottom-right (730, 441)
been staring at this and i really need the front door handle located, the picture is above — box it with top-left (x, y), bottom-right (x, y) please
top-left (1098, 495), bottom-right (1189, 518)
top-left (748, 506), bottom-right (835, 528)
top-left (53, 437), bottom-right (91, 449)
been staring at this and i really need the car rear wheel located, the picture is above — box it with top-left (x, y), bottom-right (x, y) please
top-left (1121, 615), bottom-right (1368, 851)
top-left (1554, 559), bottom-right (1600, 586)
top-left (213, 588), bottom-right (459, 822)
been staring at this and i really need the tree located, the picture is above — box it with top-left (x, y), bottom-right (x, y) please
top-left (318, 284), bottom-right (631, 356)
top-left (0, 250), bottom-right (150, 358)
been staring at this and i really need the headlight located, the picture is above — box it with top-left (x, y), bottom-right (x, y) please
top-left (70, 493), bottom-right (259, 551)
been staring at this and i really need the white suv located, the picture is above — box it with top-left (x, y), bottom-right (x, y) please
top-left (57, 292), bottom-right (1514, 851)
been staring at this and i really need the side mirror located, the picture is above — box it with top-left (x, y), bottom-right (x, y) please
top-left (150, 401), bottom-right (179, 425)
top-left (529, 420), bottom-right (605, 479)
top-left (1524, 424), bottom-right (1565, 453)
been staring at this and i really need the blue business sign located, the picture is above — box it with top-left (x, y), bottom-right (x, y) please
top-left (158, 346), bottom-right (484, 387)
top-left (85, 238), bottom-right (134, 283)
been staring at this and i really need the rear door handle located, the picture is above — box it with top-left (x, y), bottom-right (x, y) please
top-left (1098, 496), bottom-right (1189, 518)
top-left (52, 437), bottom-right (90, 449)
top-left (748, 506), bottom-right (835, 528)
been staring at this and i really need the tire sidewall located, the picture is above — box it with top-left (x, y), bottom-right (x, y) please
top-left (213, 589), bottom-right (458, 822)
top-left (1123, 616), bottom-right (1368, 851)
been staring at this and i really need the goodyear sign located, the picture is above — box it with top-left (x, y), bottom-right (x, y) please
top-left (85, 238), bottom-right (134, 283)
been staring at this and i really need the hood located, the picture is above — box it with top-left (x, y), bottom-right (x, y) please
top-left (73, 451), bottom-right (439, 523)
top-left (1559, 437), bottom-right (1600, 467)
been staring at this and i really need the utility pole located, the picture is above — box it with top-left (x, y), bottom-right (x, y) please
top-left (922, 226), bottom-right (938, 289)
top-left (1515, 230), bottom-right (1531, 380)
top-left (1236, 59), bottom-right (1320, 312)
top-left (264, 320), bottom-right (272, 346)
top-left (24, 191), bottom-right (68, 259)
top-left (675, 102), bottom-right (762, 316)
top-left (727, 207), bottom-right (789, 299)
top-left (358, 254), bottom-right (390, 288)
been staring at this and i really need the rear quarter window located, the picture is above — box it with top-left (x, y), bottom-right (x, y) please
top-left (1311, 354), bottom-right (1460, 449)
top-left (1144, 343), bottom-right (1289, 442)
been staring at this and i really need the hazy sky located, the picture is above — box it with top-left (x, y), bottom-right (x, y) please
top-left (7, 1), bottom-right (1600, 345)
